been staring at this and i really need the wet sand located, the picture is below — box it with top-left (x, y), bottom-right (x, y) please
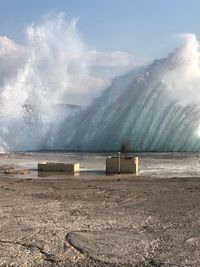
top-left (0, 152), bottom-right (200, 266)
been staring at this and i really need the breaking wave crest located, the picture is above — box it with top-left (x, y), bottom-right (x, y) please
top-left (1, 14), bottom-right (200, 152)
top-left (57, 34), bottom-right (200, 152)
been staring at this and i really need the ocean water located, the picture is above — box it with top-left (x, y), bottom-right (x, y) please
top-left (1, 151), bottom-right (200, 179)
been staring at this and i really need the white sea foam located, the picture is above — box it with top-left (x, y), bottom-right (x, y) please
top-left (0, 14), bottom-right (139, 151)
top-left (1, 14), bottom-right (200, 152)
top-left (57, 34), bottom-right (200, 152)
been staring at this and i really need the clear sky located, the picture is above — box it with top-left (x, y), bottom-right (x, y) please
top-left (0, 0), bottom-right (200, 59)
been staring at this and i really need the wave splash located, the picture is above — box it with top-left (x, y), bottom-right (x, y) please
top-left (1, 15), bottom-right (200, 152)
top-left (0, 15), bottom-right (106, 151)
top-left (0, 14), bottom-right (141, 152)
top-left (57, 34), bottom-right (200, 152)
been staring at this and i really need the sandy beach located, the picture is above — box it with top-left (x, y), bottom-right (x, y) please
top-left (0, 152), bottom-right (200, 266)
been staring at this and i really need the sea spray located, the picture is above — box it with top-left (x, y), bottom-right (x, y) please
top-left (57, 34), bottom-right (200, 152)
top-left (0, 14), bottom-right (138, 152)
top-left (1, 15), bottom-right (200, 152)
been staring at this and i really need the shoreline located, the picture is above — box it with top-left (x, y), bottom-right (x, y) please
top-left (0, 152), bottom-right (200, 266)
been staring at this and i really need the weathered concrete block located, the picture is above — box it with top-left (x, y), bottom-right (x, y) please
top-left (38, 162), bottom-right (80, 173)
top-left (106, 157), bottom-right (138, 174)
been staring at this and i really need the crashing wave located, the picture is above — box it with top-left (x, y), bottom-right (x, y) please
top-left (56, 34), bottom-right (200, 152)
top-left (1, 14), bottom-right (200, 152)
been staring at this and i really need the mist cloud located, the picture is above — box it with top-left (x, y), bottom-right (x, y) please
top-left (0, 37), bottom-right (28, 85)
top-left (0, 14), bottom-right (146, 105)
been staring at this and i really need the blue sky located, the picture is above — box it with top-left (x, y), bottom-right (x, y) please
top-left (0, 0), bottom-right (200, 59)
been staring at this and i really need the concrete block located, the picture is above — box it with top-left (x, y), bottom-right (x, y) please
top-left (38, 162), bottom-right (80, 173)
top-left (106, 156), bottom-right (138, 174)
